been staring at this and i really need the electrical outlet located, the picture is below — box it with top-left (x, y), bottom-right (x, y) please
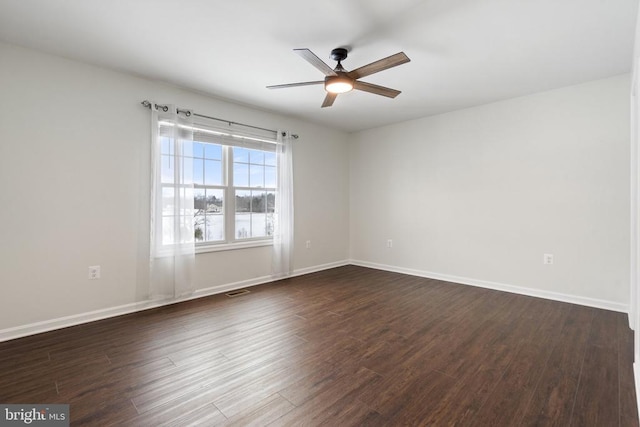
top-left (88, 265), bottom-right (101, 279)
top-left (387, 239), bottom-right (393, 248)
top-left (306, 240), bottom-right (311, 249)
top-left (543, 254), bottom-right (554, 265)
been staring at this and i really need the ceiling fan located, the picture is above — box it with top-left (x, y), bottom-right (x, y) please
top-left (267, 48), bottom-right (410, 108)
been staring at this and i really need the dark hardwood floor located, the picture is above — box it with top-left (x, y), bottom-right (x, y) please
top-left (0, 265), bottom-right (637, 426)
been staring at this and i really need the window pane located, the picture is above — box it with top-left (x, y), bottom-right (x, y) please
top-left (266, 212), bottom-right (274, 236)
top-left (206, 188), bottom-right (224, 242)
top-left (162, 187), bottom-right (174, 216)
top-left (193, 188), bottom-right (224, 243)
top-left (205, 216), bottom-right (223, 241)
top-left (265, 151), bottom-right (276, 166)
top-left (206, 189), bottom-right (223, 213)
top-left (194, 215), bottom-right (205, 242)
top-left (181, 141), bottom-right (194, 158)
top-left (234, 190), bottom-right (270, 240)
top-left (252, 214), bottom-right (267, 238)
top-left (180, 216), bottom-right (194, 244)
top-left (194, 188), bottom-right (206, 213)
top-left (180, 187), bottom-right (194, 216)
top-left (204, 159), bottom-right (222, 186)
top-left (234, 147), bottom-right (249, 163)
top-left (161, 155), bottom-right (174, 184)
top-left (251, 192), bottom-right (267, 239)
top-left (192, 142), bottom-right (204, 158)
top-left (235, 190), bottom-right (251, 239)
top-left (252, 191), bottom-right (266, 213)
top-left (236, 213), bottom-right (250, 239)
top-left (266, 191), bottom-right (275, 213)
top-left (161, 137), bottom-right (173, 155)
top-left (265, 166), bottom-right (276, 188)
top-left (235, 190), bottom-right (251, 212)
top-left (204, 143), bottom-right (222, 160)
top-left (162, 216), bottom-right (175, 245)
top-left (250, 165), bottom-right (265, 188)
top-left (234, 162), bottom-right (249, 187)
top-left (250, 149), bottom-right (265, 165)
top-left (192, 157), bottom-right (204, 185)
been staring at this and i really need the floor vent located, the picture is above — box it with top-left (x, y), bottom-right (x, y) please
top-left (225, 289), bottom-right (250, 297)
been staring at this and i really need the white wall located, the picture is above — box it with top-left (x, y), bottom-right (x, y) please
top-left (0, 41), bottom-right (350, 331)
top-left (349, 74), bottom-right (631, 308)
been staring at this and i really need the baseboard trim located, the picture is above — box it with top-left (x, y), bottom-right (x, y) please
top-left (290, 260), bottom-right (351, 277)
top-left (188, 260), bottom-right (349, 300)
top-left (0, 260), bottom-right (350, 343)
top-left (0, 300), bottom-right (162, 343)
top-left (350, 259), bottom-right (629, 313)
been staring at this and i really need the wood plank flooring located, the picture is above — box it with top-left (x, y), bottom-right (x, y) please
top-left (0, 265), bottom-right (637, 426)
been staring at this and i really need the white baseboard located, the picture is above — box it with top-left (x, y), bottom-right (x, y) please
top-left (350, 259), bottom-right (629, 313)
top-left (0, 300), bottom-right (163, 343)
top-left (0, 260), bottom-right (350, 343)
top-left (290, 260), bottom-right (350, 277)
top-left (187, 260), bottom-right (349, 300)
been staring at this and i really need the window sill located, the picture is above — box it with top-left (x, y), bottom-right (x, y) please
top-left (195, 239), bottom-right (273, 254)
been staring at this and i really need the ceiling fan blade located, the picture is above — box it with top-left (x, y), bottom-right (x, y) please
top-left (321, 92), bottom-right (338, 108)
top-left (353, 81), bottom-right (401, 98)
top-left (347, 52), bottom-right (410, 80)
top-left (266, 81), bottom-right (324, 89)
top-left (294, 49), bottom-right (338, 76)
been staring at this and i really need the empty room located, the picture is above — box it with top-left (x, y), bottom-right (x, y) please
top-left (1, 0), bottom-right (640, 425)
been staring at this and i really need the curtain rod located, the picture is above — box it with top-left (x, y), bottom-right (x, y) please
top-left (140, 100), bottom-right (298, 139)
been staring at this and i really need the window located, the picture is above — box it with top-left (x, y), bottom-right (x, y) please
top-left (157, 119), bottom-right (278, 250)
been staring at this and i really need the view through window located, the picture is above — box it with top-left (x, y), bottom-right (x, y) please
top-left (159, 136), bottom-right (276, 246)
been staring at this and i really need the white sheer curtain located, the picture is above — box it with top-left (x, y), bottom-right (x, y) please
top-left (272, 131), bottom-right (295, 278)
top-left (149, 105), bottom-right (196, 299)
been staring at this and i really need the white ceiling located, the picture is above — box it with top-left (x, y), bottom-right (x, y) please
top-left (0, 0), bottom-right (637, 132)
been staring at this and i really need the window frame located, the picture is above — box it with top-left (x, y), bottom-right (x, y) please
top-left (157, 120), bottom-right (278, 254)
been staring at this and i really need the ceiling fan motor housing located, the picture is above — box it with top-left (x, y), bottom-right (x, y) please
top-left (330, 48), bottom-right (348, 62)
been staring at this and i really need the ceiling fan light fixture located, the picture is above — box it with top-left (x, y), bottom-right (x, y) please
top-left (325, 75), bottom-right (353, 94)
